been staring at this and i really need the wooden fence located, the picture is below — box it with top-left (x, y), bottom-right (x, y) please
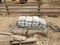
top-left (0, 2), bottom-right (60, 16)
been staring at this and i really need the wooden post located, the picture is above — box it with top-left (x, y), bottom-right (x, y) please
top-left (37, 0), bottom-right (40, 17)
top-left (0, 0), bottom-right (2, 3)
top-left (37, 0), bottom-right (39, 12)
top-left (4, 0), bottom-right (9, 14)
top-left (37, 0), bottom-right (42, 17)
top-left (25, 0), bottom-right (27, 3)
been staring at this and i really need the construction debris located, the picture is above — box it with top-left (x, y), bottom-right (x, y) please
top-left (0, 32), bottom-right (37, 44)
top-left (0, 32), bottom-right (26, 41)
top-left (10, 38), bottom-right (37, 44)
top-left (47, 22), bottom-right (60, 32)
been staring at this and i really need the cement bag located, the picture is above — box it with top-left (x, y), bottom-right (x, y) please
top-left (39, 18), bottom-right (47, 28)
top-left (18, 16), bottom-right (25, 27)
top-left (32, 16), bottom-right (40, 27)
top-left (25, 16), bottom-right (32, 27)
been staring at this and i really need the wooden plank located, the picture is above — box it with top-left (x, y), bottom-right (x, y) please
top-left (0, 32), bottom-right (12, 36)
top-left (12, 35), bottom-right (26, 41)
top-left (11, 38), bottom-right (37, 44)
top-left (21, 38), bottom-right (37, 43)
top-left (0, 4), bottom-right (38, 6)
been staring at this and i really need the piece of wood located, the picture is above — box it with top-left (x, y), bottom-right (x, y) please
top-left (0, 32), bottom-right (26, 41)
top-left (10, 41), bottom-right (20, 44)
top-left (0, 32), bottom-right (12, 36)
top-left (4, 0), bottom-right (9, 14)
top-left (21, 38), bottom-right (37, 43)
top-left (0, 35), bottom-right (14, 42)
top-left (10, 38), bottom-right (37, 44)
top-left (12, 35), bottom-right (26, 41)
top-left (48, 22), bottom-right (60, 32)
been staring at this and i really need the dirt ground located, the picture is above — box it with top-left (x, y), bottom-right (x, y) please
top-left (0, 13), bottom-right (60, 45)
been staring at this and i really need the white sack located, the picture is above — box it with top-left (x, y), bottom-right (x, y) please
top-left (18, 16), bottom-right (47, 28)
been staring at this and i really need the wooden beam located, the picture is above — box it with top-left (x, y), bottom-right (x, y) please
top-left (10, 38), bottom-right (37, 44)
top-left (0, 0), bottom-right (2, 3)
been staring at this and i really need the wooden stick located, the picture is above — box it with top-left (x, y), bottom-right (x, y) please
top-left (4, 0), bottom-right (9, 14)
top-left (12, 35), bottom-right (26, 41)
top-left (21, 38), bottom-right (37, 43)
top-left (0, 32), bottom-right (26, 41)
top-left (11, 38), bottom-right (37, 44)
top-left (0, 32), bottom-right (12, 36)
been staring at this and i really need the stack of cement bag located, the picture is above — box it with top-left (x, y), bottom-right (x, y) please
top-left (18, 16), bottom-right (47, 28)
